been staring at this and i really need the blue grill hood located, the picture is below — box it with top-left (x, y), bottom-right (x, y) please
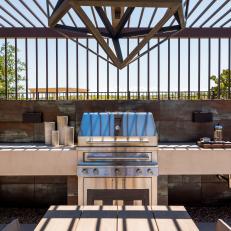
top-left (79, 112), bottom-right (157, 137)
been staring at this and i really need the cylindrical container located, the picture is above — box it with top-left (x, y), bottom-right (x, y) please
top-left (52, 130), bottom-right (59, 147)
top-left (64, 126), bottom-right (75, 146)
top-left (57, 116), bottom-right (68, 145)
top-left (44, 122), bottom-right (56, 145)
top-left (214, 124), bottom-right (223, 142)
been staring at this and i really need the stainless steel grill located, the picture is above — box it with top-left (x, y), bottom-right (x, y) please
top-left (77, 112), bottom-right (158, 177)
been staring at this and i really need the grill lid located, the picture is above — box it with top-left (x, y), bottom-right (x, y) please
top-left (79, 112), bottom-right (157, 137)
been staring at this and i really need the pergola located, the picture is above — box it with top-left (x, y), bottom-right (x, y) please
top-left (0, 0), bottom-right (231, 100)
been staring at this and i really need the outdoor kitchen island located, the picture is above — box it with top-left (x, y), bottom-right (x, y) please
top-left (0, 143), bottom-right (230, 206)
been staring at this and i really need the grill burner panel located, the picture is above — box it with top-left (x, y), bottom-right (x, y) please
top-left (77, 161), bottom-right (158, 177)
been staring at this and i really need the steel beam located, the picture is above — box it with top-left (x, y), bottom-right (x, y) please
top-left (48, 0), bottom-right (70, 27)
top-left (69, 0), bottom-right (181, 7)
top-left (114, 7), bottom-right (134, 37)
top-left (1, 28), bottom-right (231, 38)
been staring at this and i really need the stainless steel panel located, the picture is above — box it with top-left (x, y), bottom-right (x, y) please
top-left (78, 136), bottom-right (158, 147)
top-left (84, 152), bottom-right (151, 161)
top-left (77, 161), bottom-right (158, 177)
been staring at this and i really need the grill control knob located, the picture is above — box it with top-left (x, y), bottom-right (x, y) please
top-left (93, 168), bottom-right (99, 175)
top-left (115, 168), bottom-right (120, 175)
top-left (147, 168), bottom-right (153, 175)
top-left (136, 168), bottom-right (142, 175)
top-left (82, 168), bottom-right (88, 175)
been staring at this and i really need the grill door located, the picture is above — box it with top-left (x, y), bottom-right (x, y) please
top-left (83, 178), bottom-right (153, 205)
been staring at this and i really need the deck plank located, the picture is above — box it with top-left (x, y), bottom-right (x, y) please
top-left (75, 205), bottom-right (117, 231)
top-left (152, 206), bottom-right (199, 231)
top-left (118, 205), bottom-right (158, 231)
top-left (34, 205), bottom-right (81, 231)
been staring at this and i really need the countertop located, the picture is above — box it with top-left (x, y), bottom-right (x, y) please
top-left (0, 143), bottom-right (230, 151)
top-left (0, 143), bottom-right (76, 151)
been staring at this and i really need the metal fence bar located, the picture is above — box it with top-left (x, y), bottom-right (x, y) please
top-left (127, 38), bottom-right (130, 100)
top-left (188, 38), bottom-right (190, 100)
top-left (157, 38), bottom-right (160, 100)
top-left (138, 38), bottom-right (140, 100)
top-left (147, 41), bottom-right (150, 100)
top-left (168, 39), bottom-right (170, 100)
top-left (86, 38), bottom-right (89, 100)
top-left (56, 38), bottom-right (58, 100)
top-left (76, 38), bottom-right (79, 100)
top-left (66, 39), bottom-right (69, 100)
top-left (46, 38), bottom-right (48, 100)
top-left (97, 43), bottom-right (99, 100)
top-left (178, 38), bottom-right (180, 99)
top-left (208, 38), bottom-right (211, 99)
top-left (35, 38), bottom-right (38, 100)
top-left (218, 38), bottom-right (221, 99)
top-left (5, 38), bottom-right (7, 100)
top-left (15, 38), bottom-right (18, 100)
top-left (117, 68), bottom-right (119, 100)
top-left (229, 38), bottom-right (231, 99)
top-left (107, 38), bottom-right (109, 100)
top-left (198, 38), bottom-right (200, 99)
top-left (25, 38), bottom-right (28, 100)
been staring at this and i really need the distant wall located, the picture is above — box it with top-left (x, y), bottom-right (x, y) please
top-left (0, 100), bottom-right (231, 142)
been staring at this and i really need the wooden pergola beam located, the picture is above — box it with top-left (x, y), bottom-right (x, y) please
top-left (174, 4), bottom-right (186, 29)
top-left (95, 6), bottom-right (114, 36)
top-left (70, 0), bottom-right (181, 7)
top-left (70, 2), bottom-right (122, 68)
top-left (121, 5), bottom-right (179, 68)
top-left (114, 7), bottom-right (135, 38)
top-left (1, 28), bottom-right (231, 39)
top-left (48, 0), bottom-right (70, 27)
top-left (95, 7), bottom-right (123, 61)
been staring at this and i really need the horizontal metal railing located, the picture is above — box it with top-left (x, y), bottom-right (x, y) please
top-left (0, 90), bottom-right (229, 101)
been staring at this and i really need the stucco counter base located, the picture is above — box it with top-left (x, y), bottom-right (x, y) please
top-left (158, 144), bottom-right (231, 175)
top-left (0, 144), bottom-right (77, 176)
top-left (0, 143), bottom-right (231, 176)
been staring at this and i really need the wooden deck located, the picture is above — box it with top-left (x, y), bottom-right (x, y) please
top-left (35, 205), bottom-right (199, 231)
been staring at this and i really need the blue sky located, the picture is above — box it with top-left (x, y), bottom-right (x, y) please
top-left (0, 0), bottom-right (231, 92)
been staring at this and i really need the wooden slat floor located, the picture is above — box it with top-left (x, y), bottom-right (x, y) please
top-left (35, 205), bottom-right (199, 231)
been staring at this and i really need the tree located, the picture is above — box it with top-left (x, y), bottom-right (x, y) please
top-left (0, 43), bottom-right (25, 98)
top-left (210, 69), bottom-right (231, 99)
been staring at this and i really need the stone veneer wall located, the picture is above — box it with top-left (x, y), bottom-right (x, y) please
top-left (0, 100), bottom-right (231, 142)
top-left (0, 176), bottom-right (67, 207)
top-left (0, 100), bottom-right (231, 206)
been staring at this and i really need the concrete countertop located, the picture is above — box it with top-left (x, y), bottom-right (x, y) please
top-left (0, 143), bottom-right (76, 151)
top-left (158, 143), bottom-right (231, 150)
top-left (0, 143), bottom-right (230, 151)
top-left (0, 143), bottom-right (230, 175)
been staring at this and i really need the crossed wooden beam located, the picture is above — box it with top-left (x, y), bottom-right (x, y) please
top-left (48, 0), bottom-right (185, 69)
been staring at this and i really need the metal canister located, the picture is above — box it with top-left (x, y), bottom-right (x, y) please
top-left (214, 124), bottom-right (223, 142)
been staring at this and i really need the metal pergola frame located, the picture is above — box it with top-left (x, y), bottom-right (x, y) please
top-left (0, 0), bottom-right (231, 101)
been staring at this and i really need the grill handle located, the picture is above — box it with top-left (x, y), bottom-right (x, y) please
top-left (86, 139), bottom-right (149, 144)
top-left (86, 156), bottom-right (150, 161)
